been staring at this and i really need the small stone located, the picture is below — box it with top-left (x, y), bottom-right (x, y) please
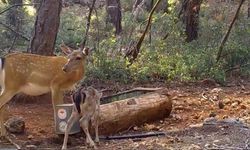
top-left (204, 117), bottom-right (217, 124)
top-left (213, 140), bottom-right (220, 144)
top-left (144, 124), bottom-right (159, 131)
top-left (133, 126), bottom-right (139, 131)
top-left (209, 112), bottom-right (216, 117)
top-left (193, 115), bottom-right (200, 120)
top-left (223, 98), bottom-right (232, 105)
top-left (218, 101), bottom-right (224, 109)
top-left (240, 104), bottom-right (247, 109)
top-left (4, 116), bottom-right (25, 133)
top-left (222, 115), bottom-right (228, 119)
top-left (28, 135), bottom-right (34, 140)
top-left (188, 144), bottom-right (202, 150)
top-left (231, 102), bottom-right (238, 108)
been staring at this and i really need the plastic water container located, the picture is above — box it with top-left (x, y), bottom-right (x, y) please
top-left (55, 104), bottom-right (81, 134)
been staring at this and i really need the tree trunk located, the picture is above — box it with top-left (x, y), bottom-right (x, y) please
top-left (183, 0), bottom-right (202, 42)
top-left (93, 91), bottom-right (172, 135)
top-left (29, 0), bottom-right (62, 56)
top-left (106, 0), bottom-right (122, 35)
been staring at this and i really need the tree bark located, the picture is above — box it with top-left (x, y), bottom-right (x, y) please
top-left (183, 0), bottom-right (202, 42)
top-left (92, 91), bottom-right (172, 135)
top-left (106, 0), bottom-right (122, 35)
top-left (29, 0), bottom-right (62, 56)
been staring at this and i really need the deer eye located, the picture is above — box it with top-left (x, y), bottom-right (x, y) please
top-left (76, 57), bottom-right (81, 60)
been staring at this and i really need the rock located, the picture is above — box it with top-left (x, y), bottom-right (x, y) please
top-left (218, 101), bottom-right (224, 109)
top-left (28, 135), bottom-right (34, 140)
top-left (4, 116), bottom-right (25, 133)
top-left (240, 104), bottom-right (247, 109)
top-left (223, 98), bottom-right (232, 105)
top-left (231, 102), bottom-right (238, 108)
top-left (133, 126), bottom-right (139, 131)
top-left (209, 112), bottom-right (216, 117)
top-left (143, 124), bottom-right (159, 131)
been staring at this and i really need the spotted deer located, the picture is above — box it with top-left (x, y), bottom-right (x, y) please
top-left (0, 43), bottom-right (88, 137)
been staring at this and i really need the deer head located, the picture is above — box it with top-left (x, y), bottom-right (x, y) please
top-left (60, 43), bottom-right (89, 73)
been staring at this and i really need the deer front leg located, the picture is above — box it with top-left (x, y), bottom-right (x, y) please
top-left (62, 110), bottom-right (80, 150)
top-left (51, 86), bottom-right (64, 126)
top-left (51, 86), bottom-right (64, 111)
top-left (0, 90), bottom-right (17, 137)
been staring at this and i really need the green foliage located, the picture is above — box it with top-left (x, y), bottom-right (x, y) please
top-left (0, 2), bottom-right (249, 84)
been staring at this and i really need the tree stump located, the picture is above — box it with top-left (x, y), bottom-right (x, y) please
top-left (94, 90), bottom-right (172, 135)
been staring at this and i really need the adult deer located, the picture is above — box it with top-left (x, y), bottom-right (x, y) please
top-left (0, 44), bottom-right (89, 137)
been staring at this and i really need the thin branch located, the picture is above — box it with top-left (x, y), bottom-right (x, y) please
top-left (216, 0), bottom-right (245, 62)
top-left (79, 0), bottom-right (96, 50)
top-left (94, 7), bottom-right (100, 52)
top-left (0, 21), bottom-right (30, 41)
top-left (125, 0), bottom-right (162, 64)
top-left (6, 136), bottom-right (21, 150)
top-left (8, 32), bottom-right (18, 53)
top-left (178, 0), bottom-right (189, 19)
top-left (0, 3), bottom-right (39, 15)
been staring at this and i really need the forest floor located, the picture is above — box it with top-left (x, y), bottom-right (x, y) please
top-left (1, 79), bottom-right (250, 150)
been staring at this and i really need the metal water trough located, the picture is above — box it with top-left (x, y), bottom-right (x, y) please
top-left (55, 88), bottom-right (160, 134)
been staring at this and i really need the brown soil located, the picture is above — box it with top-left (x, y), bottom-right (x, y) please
top-left (2, 80), bottom-right (250, 150)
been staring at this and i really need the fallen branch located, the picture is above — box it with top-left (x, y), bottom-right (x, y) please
top-left (100, 131), bottom-right (165, 140)
top-left (216, 0), bottom-right (245, 62)
top-left (6, 136), bottom-right (21, 150)
top-left (79, 0), bottom-right (96, 50)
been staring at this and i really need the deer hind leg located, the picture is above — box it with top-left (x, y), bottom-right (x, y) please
top-left (0, 90), bottom-right (17, 137)
top-left (80, 116), bottom-right (96, 149)
top-left (92, 109), bottom-right (100, 143)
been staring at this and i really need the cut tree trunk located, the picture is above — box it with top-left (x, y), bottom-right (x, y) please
top-left (92, 91), bottom-right (172, 135)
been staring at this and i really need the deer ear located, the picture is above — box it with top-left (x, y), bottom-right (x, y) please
top-left (82, 47), bottom-right (89, 56)
top-left (60, 43), bottom-right (73, 55)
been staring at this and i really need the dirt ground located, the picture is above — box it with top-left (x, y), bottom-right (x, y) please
top-left (1, 79), bottom-right (250, 150)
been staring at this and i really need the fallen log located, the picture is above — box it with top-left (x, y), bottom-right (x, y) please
top-left (95, 89), bottom-right (172, 135)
